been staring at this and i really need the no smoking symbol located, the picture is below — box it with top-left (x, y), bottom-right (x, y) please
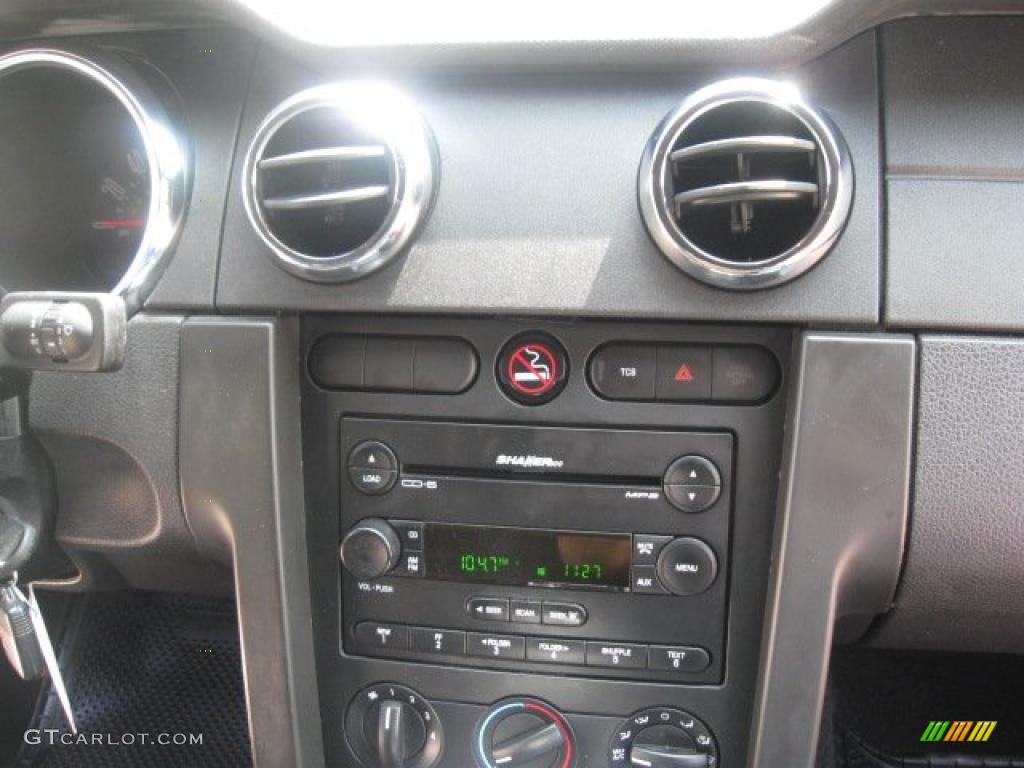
top-left (498, 333), bottom-right (568, 405)
top-left (507, 344), bottom-right (558, 395)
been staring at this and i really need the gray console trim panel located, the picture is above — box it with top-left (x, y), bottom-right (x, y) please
top-left (179, 317), bottom-right (325, 768)
top-left (749, 332), bottom-right (915, 768)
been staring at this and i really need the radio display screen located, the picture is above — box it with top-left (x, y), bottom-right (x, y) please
top-left (423, 523), bottom-right (632, 590)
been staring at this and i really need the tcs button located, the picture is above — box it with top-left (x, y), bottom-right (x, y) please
top-left (497, 333), bottom-right (569, 405)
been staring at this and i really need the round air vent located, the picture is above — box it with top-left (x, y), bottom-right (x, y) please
top-left (638, 79), bottom-right (853, 290)
top-left (243, 83), bottom-right (438, 283)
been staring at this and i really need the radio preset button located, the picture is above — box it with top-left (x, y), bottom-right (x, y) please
top-left (542, 602), bottom-right (588, 627)
top-left (631, 565), bottom-right (668, 595)
top-left (354, 621), bottom-right (409, 651)
top-left (657, 537), bottom-right (718, 596)
top-left (467, 632), bottom-right (526, 660)
top-left (632, 535), bottom-right (672, 566)
top-left (648, 645), bottom-right (711, 673)
top-left (467, 597), bottom-right (510, 622)
top-left (526, 637), bottom-right (586, 665)
top-left (510, 600), bottom-right (542, 624)
top-left (585, 642), bottom-right (647, 669)
top-left (410, 627), bottom-right (466, 656)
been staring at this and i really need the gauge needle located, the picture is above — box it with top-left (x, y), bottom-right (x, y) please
top-left (91, 218), bottom-right (144, 229)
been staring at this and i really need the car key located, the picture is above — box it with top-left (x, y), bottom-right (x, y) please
top-left (0, 578), bottom-right (77, 732)
top-left (0, 577), bottom-right (46, 680)
top-left (27, 584), bottom-right (77, 733)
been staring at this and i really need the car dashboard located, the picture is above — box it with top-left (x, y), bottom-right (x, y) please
top-left (1, 2), bottom-right (1023, 767)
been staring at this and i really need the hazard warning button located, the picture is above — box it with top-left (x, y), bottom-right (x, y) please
top-left (497, 333), bottom-right (569, 405)
top-left (655, 345), bottom-right (711, 401)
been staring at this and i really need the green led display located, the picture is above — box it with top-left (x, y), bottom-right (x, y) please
top-left (563, 563), bottom-right (603, 581)
top-left (459, 554), bottom-right (514, 574)
top-left (426, 524), bottom-right (632, 590)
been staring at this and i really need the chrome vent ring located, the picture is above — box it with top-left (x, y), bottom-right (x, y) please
top-left (638, 78), bottom-right (853, 290)
top-left (243, 82), bottom-right (438, 283)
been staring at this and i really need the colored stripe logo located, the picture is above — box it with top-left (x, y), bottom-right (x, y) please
top-left (921, 720), bottom-right (997, 742)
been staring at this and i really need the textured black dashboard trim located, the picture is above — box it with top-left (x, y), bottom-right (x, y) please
top-left (883, 17), bottom-right (1024, 331)
top-left (28, 314), bottom-right (231, 593)
top-left (870, 336), bottom-right (1024, 652)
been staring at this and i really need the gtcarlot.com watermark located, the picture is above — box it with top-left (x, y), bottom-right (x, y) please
top-left (25, 730), bottom-right (204, 747)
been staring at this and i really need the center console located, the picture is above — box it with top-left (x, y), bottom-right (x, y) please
top-left (301, 316), bottom-right (791, 767)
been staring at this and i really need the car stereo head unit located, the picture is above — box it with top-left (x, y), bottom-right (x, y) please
top-left (337, 418), bottom-right (733, 684)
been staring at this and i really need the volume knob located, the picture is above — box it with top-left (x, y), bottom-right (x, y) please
top-left (340, 518), bottom-right (401, 580)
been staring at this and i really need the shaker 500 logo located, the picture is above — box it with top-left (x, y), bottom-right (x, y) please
top-left (495, 455), bottom-right (564, 469)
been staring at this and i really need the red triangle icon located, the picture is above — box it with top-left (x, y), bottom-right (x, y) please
top-left (674, 364), bottom-right (694, 382)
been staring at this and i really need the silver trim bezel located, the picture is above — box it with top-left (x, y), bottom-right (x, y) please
top-left (638, 78), bottom-right (854, 291)
top-left (242, 83), bottom-right (439, 283)
top-left (0, 48), bottom-right (190, 314)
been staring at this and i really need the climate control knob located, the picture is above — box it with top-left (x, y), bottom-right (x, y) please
top-left (346, 684), bottom-right (443, 768)
top-left (340, 518), bottom-right (401, 580)
top-left (609, 708), bottom-right (718, 767)
top-left (475, 698), bottom-right (576, 768)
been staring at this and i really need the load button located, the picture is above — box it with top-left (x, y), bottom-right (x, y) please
top-left (346, 440), bottom-right (398, 495)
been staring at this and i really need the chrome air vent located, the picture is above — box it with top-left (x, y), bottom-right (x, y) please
top-left (243, 83), bottom-right (438, 283)
top-left (638, 79), bottom-right (853, 290)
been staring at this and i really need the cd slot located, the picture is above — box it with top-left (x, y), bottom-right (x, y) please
top-left (402, 464), bottom-right (661, 488)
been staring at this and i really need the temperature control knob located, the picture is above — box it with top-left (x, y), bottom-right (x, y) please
top-left (609, 708), bottom-right (718, 767)
top-left (475, 698), bottom-right (576, 768)
top-left (346, 684), bottom-right (443, 768)
top-left (340, 518), bottom-right (401, 580)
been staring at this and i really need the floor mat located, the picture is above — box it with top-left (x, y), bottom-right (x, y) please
top-left (16, 591), bottom-right (252, 768)
top-left (838, 729), bottom-right (1024, 767)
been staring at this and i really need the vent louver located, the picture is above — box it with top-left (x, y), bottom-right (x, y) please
top-left (243, 83), bottom-right (438, 283)
top-left (638, 79), bottom-right (853, 290)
